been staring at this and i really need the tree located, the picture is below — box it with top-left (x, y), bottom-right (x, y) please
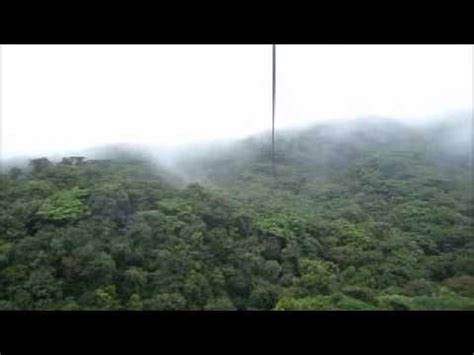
top-left (37, 187), bottom-right (89, 223)
top-left (443, 276), bottom-right (474, 297)
top-left (143, 293), bottom-right (186, 310)
top-left (0, 115), bottom-right (472, 312)
top-left (95, 285), bottom-right (120, 310)
top-left (8, 167), bottom-right (22, 180)
top-left (30, 158), bottom-right (52, 174)
top-left (248, 282), bottom-right (280, 309)
top-left (294, 259), bottom-right (338, 296)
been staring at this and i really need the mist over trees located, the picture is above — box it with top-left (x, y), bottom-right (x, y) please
top-left (0, 114), bottom-right (472, 310)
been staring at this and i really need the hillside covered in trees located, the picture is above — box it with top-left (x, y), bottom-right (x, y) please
top-left (0, 115), bottom-right (473, 310)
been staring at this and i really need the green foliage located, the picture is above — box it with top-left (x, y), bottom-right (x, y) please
top-left (37, 187), bottom-right (89, 222)
top-left (143, 293), bottom-right (187, 310)
top-left (378, 289), bottom-right (474, 310)
top-left (248, 282), bottom-right (281, 309)
top-left (340, 286), bottom-right (378, 305)
top-left (275, 296), bottom-right (335, 310)
top-left (442, 276), bottom-right (474, 297)
top-left (294, 259), bottom-right (339, 295)
top-left (127, 293), bottom-right (143, 310)
top-left (0, 116), bottom-right (472, 309)
top-left (95, 285), bottom-right (120, 310)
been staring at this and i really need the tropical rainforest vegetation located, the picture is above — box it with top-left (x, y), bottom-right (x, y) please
top-left (1, 115), bottom-right (472, 310)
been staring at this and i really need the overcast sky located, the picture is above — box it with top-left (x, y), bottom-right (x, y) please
top-left (1, 45), bottom-right (472, 159)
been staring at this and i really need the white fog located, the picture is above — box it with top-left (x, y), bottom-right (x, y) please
top-left (1, 45), bottom-right (472, 160)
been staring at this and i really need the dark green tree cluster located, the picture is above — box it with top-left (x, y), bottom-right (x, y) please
top-left (0, 116), bottom-right (472, 309)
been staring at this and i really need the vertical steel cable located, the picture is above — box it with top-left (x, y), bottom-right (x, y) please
top-left (272, 44), bottom-right (276, 170)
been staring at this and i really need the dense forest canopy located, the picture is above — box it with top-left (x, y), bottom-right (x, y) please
top-left (0, 115), bottom-right (473, 310)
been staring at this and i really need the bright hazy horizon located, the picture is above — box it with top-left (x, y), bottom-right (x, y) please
top-left (1, 45), bottom-right (472, 159)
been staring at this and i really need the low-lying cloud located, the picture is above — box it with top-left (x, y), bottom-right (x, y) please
top-left (1, 45), bottom-right (472, 160)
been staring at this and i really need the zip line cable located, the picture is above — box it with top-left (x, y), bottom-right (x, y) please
top-left (272, 44), bottom-right (276, 171)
